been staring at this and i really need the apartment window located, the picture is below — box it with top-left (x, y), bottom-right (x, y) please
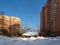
top-left (54, 4), bottom-right (57, 7)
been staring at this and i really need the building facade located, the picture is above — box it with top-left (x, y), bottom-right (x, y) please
top-left (40, 0), bottom-right (60, 36)
top-left (0, 15), bottom-right (20, 37)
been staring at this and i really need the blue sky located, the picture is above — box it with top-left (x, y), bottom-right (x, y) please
top-left (0, 0), bottom-right (47, 28)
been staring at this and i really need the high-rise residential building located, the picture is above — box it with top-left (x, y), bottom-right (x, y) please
top-left (40, 0), bottom-right (60, 36)
top-left (0, 15), bottom-right (21, 36)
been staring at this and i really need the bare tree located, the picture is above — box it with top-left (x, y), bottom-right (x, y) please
top-left (20, 23), bottom-right (28, 34)
top-left (36, 24), bottom-right (40, 32)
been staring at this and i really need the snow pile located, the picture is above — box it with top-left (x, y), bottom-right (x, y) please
top-left (0, 36), bottom-right (60, 45)
top-left (22, 32), bottom-right (38, 36)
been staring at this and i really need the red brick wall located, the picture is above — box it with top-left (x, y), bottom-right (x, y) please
top-left (40, 0), bottom-right (60, 36)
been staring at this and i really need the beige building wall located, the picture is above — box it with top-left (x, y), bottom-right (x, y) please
top-left (10, 16), bottom-right (20, 25)
top-left (0, 15), bottom-right (20, 36)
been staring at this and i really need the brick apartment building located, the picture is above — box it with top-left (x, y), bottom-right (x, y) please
top-left (40, 0), bottom-right (60, 36)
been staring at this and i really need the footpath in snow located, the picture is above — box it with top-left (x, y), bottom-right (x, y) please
top-left (0, 36), bottom-right (60, 45)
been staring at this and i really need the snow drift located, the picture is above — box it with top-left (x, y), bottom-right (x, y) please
top-left (0, 36), bottom-right (60, 45)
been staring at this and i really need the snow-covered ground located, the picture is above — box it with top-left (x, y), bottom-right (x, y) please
top-left (0, 36), bottom-right (60, 45)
